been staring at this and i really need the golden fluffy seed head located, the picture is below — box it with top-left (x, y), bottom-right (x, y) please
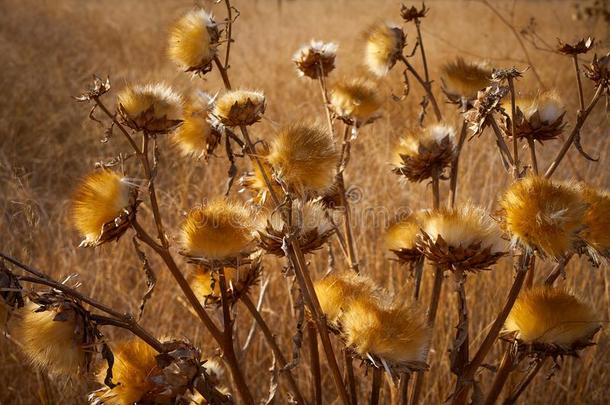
top-left (314, 272), bottom-right (378, 326)
top-left (385, 213), bottom-right (423, 252)
top-left (505, 286), bottom-right (599, 347)
top-left (267, 123), bottom-right (339, 196)
top-left (14, 302), bottom-right (86, 374)
top-left (364, 22), bottom-right (405, 77)
top-left (117, 83), bottom-right (183, 133)
top-left (342, 299), bottom-right (430, 363)
top-left (293, 40), bottom-right (338, 79)
top-left (392, 124), bottom-right (457, 182)
top-left (93, 338), bottom-right (160, 405)
top-left (576, 184), bottom-right (610, 259)
top-left (441, 57), bottom-right (492, 102)
top-left (168, 9), bottom-right (219, 73)
top-left (173, 91), bottom-right (221, 159)
top-left (500, 176), bottom-right (587, 259)
top-left (505, 91), bottom-right (566, 141)
top-left (72, 170), bottom-right (132, 246)
top-left (330, 78), bottom-right (382, 123)
top-left (213, 90), bottom-right (265, 127)
top-left (180, 199), bottom-right (258, 260)
top-left (239, 158), bottom-right (283, 206)
top-left (191, 267), bottom-right (237, 301)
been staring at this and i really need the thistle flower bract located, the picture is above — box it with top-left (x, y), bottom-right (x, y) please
top-left (14, 302), bottom-right (87, 374)
top-left (173, 91), bottom-right (221, 159)
top-left (576, 184), bottom-right (610, 262)
top-left (92, 338), bottom-right (159, 405)
top-left (240, 158), bottom-right (283, 206)
top-left (71, 170), bottom-right (137, 247)
top-left (180, 199), bottom-right (258, 262)
top-left (385, 212), bottom-right (424, 264)
top-left (342, 299), bottom-right (430, 365)
top-left (505, 91), bottom-right (566, 142)
top-left (213, 90), bottom-right (265, 127)
top-left (441, 57), bottom-right (492, 105)
top-left (0, 266), bottom-right (23, 327)
top-left (259, 200), bottom-right (334, 256)
top-left (267, 123), bottom-right (339, 196)
top-left (500, 176), bottom-right (587, 259)
top-left (168, 9), bottom-right (219, 74)
top-left (418, 204), bottom-right (505, 271)
top-left (117, 83), bottom-right (183, 134)
top-left (330, 78), bottom-right (382, 125)
top-left (191, 259), bottom-right (261, 307)
top-left (364, 22), bottom-right (405, 77)
top-left (392, 124), bottom-right (456, 182)
top-left (314, 272), bottom-right (378, 327)
top-left (504, 286), bottom-right (600, 349)
top-left (293, 40), bottom-right (338, 79)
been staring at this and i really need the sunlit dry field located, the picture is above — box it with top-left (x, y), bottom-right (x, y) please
top-left (0, 0), bottom-right (609, 404)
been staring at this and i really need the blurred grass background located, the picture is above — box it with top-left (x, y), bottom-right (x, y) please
top-left (0, 0), bottom-right (608, 403)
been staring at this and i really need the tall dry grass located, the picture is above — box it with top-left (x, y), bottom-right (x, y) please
top-left (0, 0), bottom-right (608, 403)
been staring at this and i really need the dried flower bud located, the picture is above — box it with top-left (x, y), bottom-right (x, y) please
top-left (180, 199), bottom-right (259, 264)
top-left (117, 83), bottom-right (183, 134)
top-left (168, 9), bottom-right (220, 74)
top-left (191, 259), bottom-right (261, 307)
top-left (499, 176), bottom-right (587, 259)
top-left (364, 22), bottom-right (405, 77)
top-left (266, 123), bottom-right (338, 197)
top-left (463, 84), bottom-right (509, 135)
top-left (330, 78), bottom-right (382, 125)
top-left (584, 52), bottom-right (610, 89)
top-left (504, 91), bottom-right (566, 142)
top-left (14, 300), bottom-right (88, 375)
top-left (259, 201), bottom-right (334, 256)
top-left (0, 264), bottom-right (24, 327)
top-left (418, 204), bottom-right (506, 272)
top-left (504, 286), bottom-right (600, 351)
top-left (557, 37), bottom-right (594, 55)
top-left (71, 170), bottom-right (138, 247)
top-left (213, 90), bottom-right (265, 127)
top-left (400, 4), bottom-right (429, 23)
top-left (385, 211), bottom-right (425, 265)
top-left (392, 124), bottom-right (456, 182)
top-left (441, 57), bottom-right (492, 105)
top-left (342, 298), bottom-right (430, 367)
top-left (293, 40), bottom-right (338, 79)
top-left (173, 91), bottom-right (221, 159)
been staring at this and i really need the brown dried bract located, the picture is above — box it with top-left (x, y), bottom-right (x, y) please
top-left (400, 3), bottom-right (429, 23)
top-left (584, 52), bottom-right (610, 90)
top-left (504, 108), bottom-right (566, 142)
top-left (74, 76), bottom-right (111, 102)
top-left (557, 37), bottom-right (594, 55)
top-left (464, 84), bottom-right (509, 136)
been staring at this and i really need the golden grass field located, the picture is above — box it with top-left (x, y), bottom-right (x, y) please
top-left (0, 0), bottom-right (608, 403)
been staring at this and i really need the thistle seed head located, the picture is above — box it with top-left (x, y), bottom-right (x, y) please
top-left (293, 40), bottom-right (338, 79)
top-left (330, 78), bottom-right (382, 125)
top-left (117, 83), bottom-right (183, 134)
top-left (364, 22), bottom-right (405, 77)
top-left (213, 90), bottom-right (265, 127)
top-left (168, 9), bottom-right (219, 74)
top-left (173, 91), bottom-right (221, 159)
top-left (441, 57), bottom-right (492, 104)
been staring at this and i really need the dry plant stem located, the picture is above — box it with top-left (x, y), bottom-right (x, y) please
top-left (399, 55), bottom-right (442, 121)
top-left (317, 66), bottom-right (335, 138)
top-left (526, 136), bottom-right (539, 174)
top-left (307, 322), bottom-right (322, 405)
top-left (431, 167), bottom-right (441, 209)
top-left (345, 350), bottom-right (358, 405)
top-left (545, 83), bottom-right (604, 178)
top-left (449, 118), bottom-right (468, 207)
top-left (507, 77), bottom-right (519, 177)
top-left (572, 55), bottom-right (585, 110)
top-left (223, 0), bottom-right (233, 67)
top-left (487, 116), bottom-right (516, 167)
top-left (483, 348), bottom-right (516, 405)
top-left (397, 373), bottom-right (410, 405)
top-left (525, 255), bottom-right (536, 288)
top-left (503, 358), bottom-right (547, 405)
top-left (214, 55), bottom-right (233, 90)
top-left (544, 254), bottom-right (572, 285)
top-left (451, 252), bottom-right (531, 405)
top-left (240, 294), bottom-right (306, 405)
top-left (415, 20), bottom-right (430, 84)
top-left (370, 367), bottom-right (383, 405)
top-left (451, 269), bottom-right (470, 376)
top-left (218, 267), bottom-right (255, 405)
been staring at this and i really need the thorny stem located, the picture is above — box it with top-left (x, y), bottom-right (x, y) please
top-left (503, 357), bottom-right (546, 405)
top-left (223, 0), bottom-right (233, 68)
top-left (399, 55), bottom-right (442, 122)
top-left (451, 252), bottom-right (531, 405)
top-left (344, 350), bottom-right (358, 405)
top-left (507, 77), bottom-right (520, 178)
top-left (432, 166), bottom-right (441, 209)
top-left (483, 346), bottom-right (516, 405)
top-left (307, 322), bottom-right (322, 405)
top-left (451, 270), bottom-right (470, 377)
top-left (141, 134), bottom-right (168, 247)
top-left (526, 136), bottom-right (539, 175)
top-left (415, 20), bottom-right (430, 84)
top-left (89, 314), bottom-right (164, 352)
top-left (572, 55), bottom-right (585, 111)
top-left (487, 116), bottom-right (516, 168)
top-left (214, 55), bottom-right (233, 90)
top-left (241, 294), bottom-right (306, 405)
top-left (370, 367), bottom-right (383, 405)
top-left (544, 254), bottom-right (572, 285)
top-left (449, 118), bottom-right (468, 207)
top-left (545, 83), bottom-right (604, 178)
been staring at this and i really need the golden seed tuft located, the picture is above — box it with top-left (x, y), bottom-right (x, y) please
top-left (117, 83), bottom-right (183, 134)
top-left (267, 123), bottom-right (339, 196)
top-left (293, 40), bottom-right (338, 79)
top-left (168, 9), bottom-right (219, 73)
top-left (180, 199), bottom-right (258, 260)
top-left (173, 91), bottom-right (221, 159)
top-left (505, 91), bottom-right (566, 142)
top-left (500, 176), bottom-right (587, 259)
top-left (71, 170), bottom-right (135, 247)
top-left (213, 90), bottom-right (265, 127)
top-left (330, 78), bottom-right (382, 125)
top-left (385, 211), bottom-right (425, 264)
top-left (441, 57), bottom-right (492, 103)
top-left (505, 286), bottom-right (600, 347)
top-left (575, 184), bottom-right (610, 262)
top-left (364, 22), bottom-right (405, 77)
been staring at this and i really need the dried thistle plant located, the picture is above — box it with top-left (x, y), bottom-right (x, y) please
top-left (364, 22), bottom-right (406, 77)
top-left (213, 90), bottom-right (266, 127)
top-left (173, 91), bottom-right (221, 159)
top-left (329, 77), bottom-right (382, 126)
top-left (293, 40), bottom-right (338, 79)
top-left (168, 9), bottom-right (220, 74)
top-left (441, 57), bottom-right (492, 107)
top-left (117, 83), bottom-right (183, 134)
top-left (503, 91), bottom-right (567, 142)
